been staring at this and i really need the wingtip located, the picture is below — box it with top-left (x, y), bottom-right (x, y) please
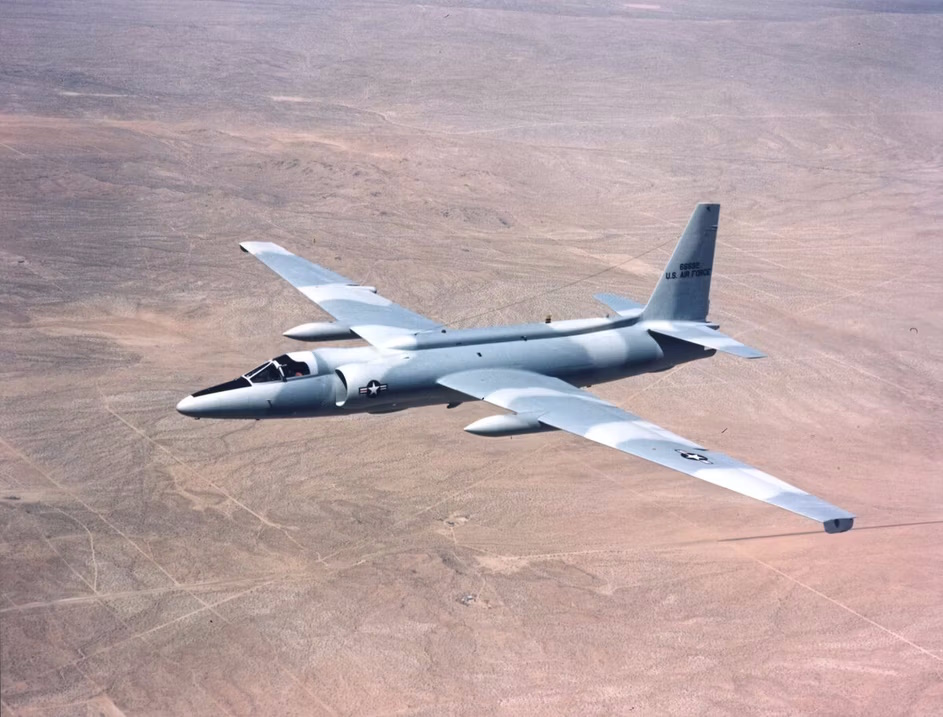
top-left (823, 517), bottom-right (855, 534)
top-left (239, 241), bottom-right (289, 256)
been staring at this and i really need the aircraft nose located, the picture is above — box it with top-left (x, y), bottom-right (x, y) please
top-left (176, 395), bottom-right (201, 417)
top-left (174, 384), bottom-right (269, 419)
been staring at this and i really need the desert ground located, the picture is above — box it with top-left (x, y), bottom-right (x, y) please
top-left (1, 0), bottom-right (942, 714)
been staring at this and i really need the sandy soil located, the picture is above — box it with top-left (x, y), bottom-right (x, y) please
top-left (1, 1), bottom-right (942, 715)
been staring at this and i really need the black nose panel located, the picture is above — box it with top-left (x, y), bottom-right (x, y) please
top-left (192, 376), bottom-right (251, 397)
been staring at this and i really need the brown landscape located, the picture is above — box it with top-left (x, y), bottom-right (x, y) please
top-left (2, 0), bottom-right (942, 715)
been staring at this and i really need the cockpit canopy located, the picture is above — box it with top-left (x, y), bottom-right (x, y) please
top-left (191, 354), bottom-right (313, 398)
top-left (245, 361), bottom-right (282, 384)
top-left (245, 354), bottom-right (312, 383)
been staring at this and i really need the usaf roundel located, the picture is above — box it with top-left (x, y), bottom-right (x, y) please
top-left (675, 449), bottom-right (712, 464)
top-left (359, 380), bottom-right (388, 398)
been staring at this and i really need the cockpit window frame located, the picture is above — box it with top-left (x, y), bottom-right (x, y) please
top-left (274, 354), bottom-right (311, 380)
top-left (243, 356), bottom-right (312, 385)
top-left (245, 363), bottom-right (270, 378)
top-left (246, 361), bottom-right (283, 384)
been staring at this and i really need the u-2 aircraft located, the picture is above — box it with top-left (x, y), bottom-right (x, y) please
top-left (177, 204), bottom-right (854, 533)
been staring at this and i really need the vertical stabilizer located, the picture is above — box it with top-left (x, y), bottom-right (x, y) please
top-left (643, 203), bottom-right (719, 322)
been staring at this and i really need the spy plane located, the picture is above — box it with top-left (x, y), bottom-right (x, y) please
top-left (177, 204), bottom-right (854, 533)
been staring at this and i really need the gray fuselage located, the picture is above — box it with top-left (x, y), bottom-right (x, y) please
top-left (176, 317), bottom-right (714, 420)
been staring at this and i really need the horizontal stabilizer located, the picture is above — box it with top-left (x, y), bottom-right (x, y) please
top-left (595, 293), bottom-right (645, 316)
top-left (648, 322), bottom-right (766, 359)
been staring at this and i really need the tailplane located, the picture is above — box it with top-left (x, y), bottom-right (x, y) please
top-left (642, 203), bottom-right (718, 322)
top-left (647, 323), bottom-right (765, 359)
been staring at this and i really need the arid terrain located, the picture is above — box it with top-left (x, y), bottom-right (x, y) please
top-left (1, 1), bottom-right (942, 715)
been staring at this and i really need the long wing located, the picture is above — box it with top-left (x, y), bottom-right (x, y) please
top-left (240, 242), bottom-right (441, 346)
top-left (438, 369), bottom-right (854, 533)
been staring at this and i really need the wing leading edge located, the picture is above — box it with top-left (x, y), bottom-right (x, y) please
top-left (240, 242), bottom-right (440, 346)
top-left (438, 369), bottom-right (854, 533)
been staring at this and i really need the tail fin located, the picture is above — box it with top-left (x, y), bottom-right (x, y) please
top-left (642, 203), bottom-right (719, 322)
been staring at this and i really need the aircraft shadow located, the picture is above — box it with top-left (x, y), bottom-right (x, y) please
top-left (719, 518), bottom-right (943, 542)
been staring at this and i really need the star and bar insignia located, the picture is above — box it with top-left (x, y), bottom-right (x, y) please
top-left (676, 449), bottom-right (712, 464)
top-left (359, 380), bottom-right (388, 398)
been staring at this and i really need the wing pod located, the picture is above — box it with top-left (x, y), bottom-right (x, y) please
top-left (464, 413), bottom-right (557, 437)
top-left (283, 322), bottom-right (358, 342)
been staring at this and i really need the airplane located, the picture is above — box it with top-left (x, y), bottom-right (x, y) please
top-left (177, 204), bottom-right (855, 533)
